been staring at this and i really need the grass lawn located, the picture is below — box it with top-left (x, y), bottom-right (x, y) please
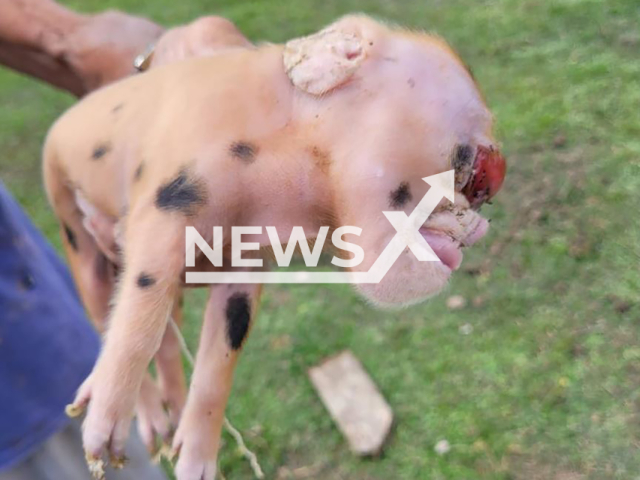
top-left (1, 0), bottom-right (639, 478)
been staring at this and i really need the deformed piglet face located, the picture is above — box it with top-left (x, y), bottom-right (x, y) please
top-left (285, 15), bottom-right (506, 307)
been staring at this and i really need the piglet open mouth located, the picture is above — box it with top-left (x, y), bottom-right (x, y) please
top-left (420, 216), bottom-right (489, 270)
top-left (420, 144), bottom-right (505, 270)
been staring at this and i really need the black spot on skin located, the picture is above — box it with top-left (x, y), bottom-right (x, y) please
top-left (63, 224), bottom-right (78, 251)
top-left (137, 273), bottom-right (156, 288)
top-left (155, 168), bottom-right (207, 216)
top-left (92, 143), bottom-right (111, 160)
top-left (453, 144), bottom-right (474, 169)
top-left (112, 103), bottom-right (124, 114)
top-left (133, 163), bottom-right (144, 182)
top-left (229, 141), bottom-right (258, 163)
top-left (225, 293), bottom-right (251, 350)
top-left (389, 182), bottom-right (412, 209)
top-left (452, 143), bottom-right (475, 189)
top-left (407, 78), bottom-right (415, 88)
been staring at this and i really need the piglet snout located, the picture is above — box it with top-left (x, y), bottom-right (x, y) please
top-left (462, 145), bottom-right (506, 209)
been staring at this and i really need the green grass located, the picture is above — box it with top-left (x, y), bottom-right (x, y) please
top-left (1, 0), bottom-right (639, 478)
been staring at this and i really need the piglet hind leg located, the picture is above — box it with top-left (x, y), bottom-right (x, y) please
top-left (72, 212), bottom-right (186, 473)
top-left (173, 283), bottom-right (262, 480)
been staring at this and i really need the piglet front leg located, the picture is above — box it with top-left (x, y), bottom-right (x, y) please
top-left (67, 213), bottom-right (185, 476)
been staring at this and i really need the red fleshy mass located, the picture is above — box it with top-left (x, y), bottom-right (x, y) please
top-left (462, 145), bottom-right (506, 209)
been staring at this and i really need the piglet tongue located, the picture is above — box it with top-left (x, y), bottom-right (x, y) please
top-left (420, 229), bottom-right (463, 270)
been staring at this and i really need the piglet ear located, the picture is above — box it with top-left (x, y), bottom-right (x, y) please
top-left (284, 27), bottom-right (366, 95)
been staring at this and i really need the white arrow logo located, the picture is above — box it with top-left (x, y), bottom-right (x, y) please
top-left (186, 170), bottom-right (454, 284)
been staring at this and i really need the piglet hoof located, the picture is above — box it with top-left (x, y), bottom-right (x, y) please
top-left (137, 375), bottom-right (173, 455)
top-left (172, 425), bottom-right (219, 480)
top-left (80, 374), bottom-right (137, 472)
top-left (151, 441), bottom-right (174, 465)
top-left (109, 453), bottom-right (129, 470)
top-left (174, 452), bottom-right (218, 480)
top-left (66, 374), bottom-right (94, 418)
top-left (65, 402), bottom-right (86, 418)
top-left (82, 405), bottom-right (133, 471)
top-left (85, 451), bottom-right (106, 480)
